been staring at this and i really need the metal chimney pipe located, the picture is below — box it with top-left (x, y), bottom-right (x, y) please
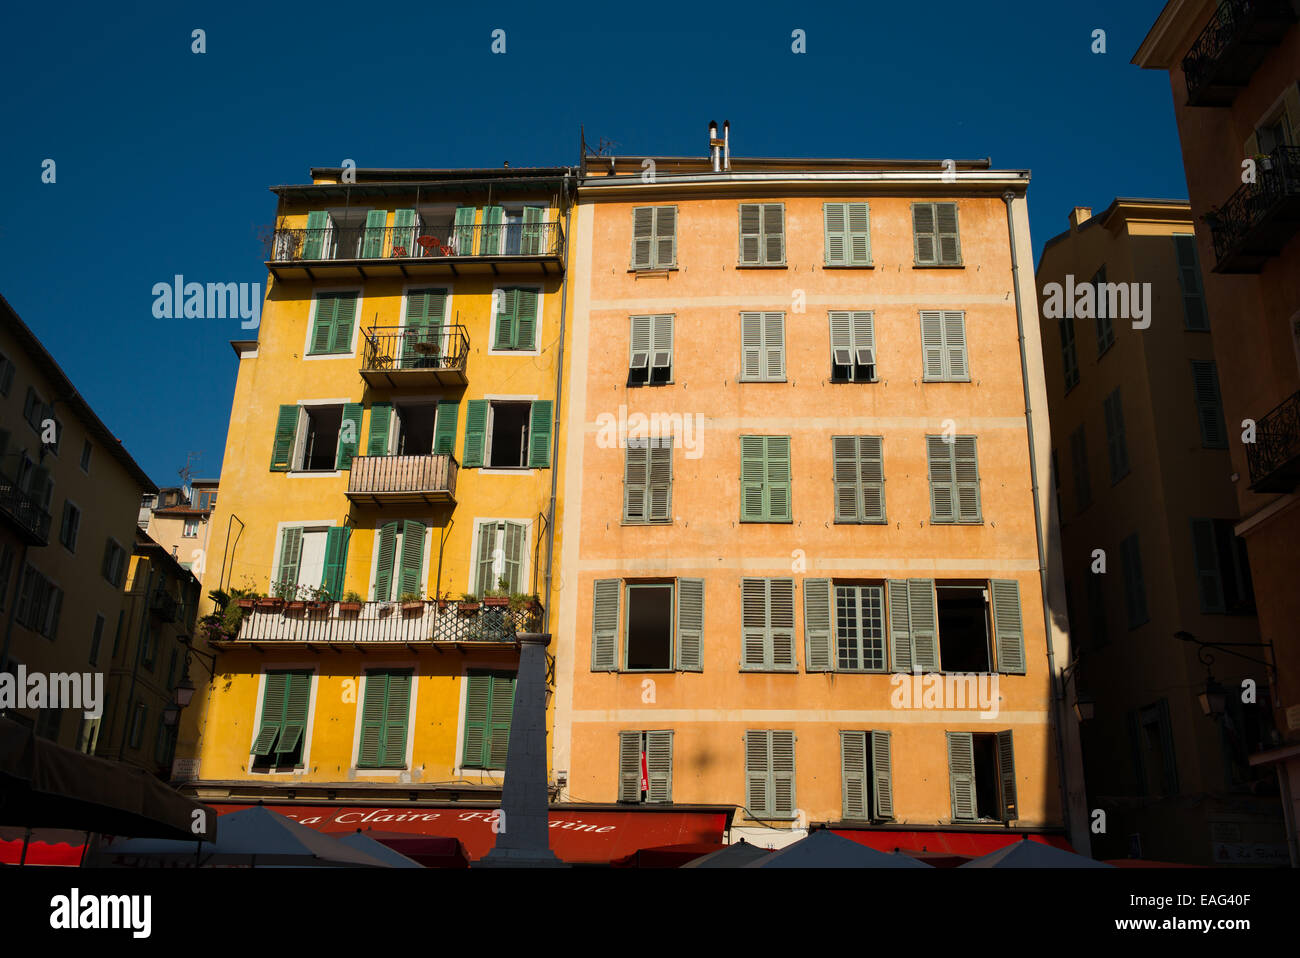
top-left (723, 121), bottom-right (730, 171)
top-left (708, 120), bottom-right (720, 172)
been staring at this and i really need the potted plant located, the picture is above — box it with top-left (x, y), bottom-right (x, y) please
top-left (400, 590), bottom-right (425, 614)
top-left (255, 591), bottom-right (283, 612)
top-left (338, 590), bottom-right (364, 614)
top-left (306, 586), bottom-right (333, 613)
top-left (436, 590), bottom-right (450, 611)
top-left (458, 593), bottom-right (480, 613)
top-left (1254, 152), bottom-right (1274, 172)
top-left (483, 576), bottom-right (511, 607)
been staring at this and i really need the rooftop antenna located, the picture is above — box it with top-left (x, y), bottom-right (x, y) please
top-left (179, 451), bottom-right (202, 504)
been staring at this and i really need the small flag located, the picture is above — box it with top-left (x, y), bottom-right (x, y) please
top-left (640, 749), bottom-right (649, 793)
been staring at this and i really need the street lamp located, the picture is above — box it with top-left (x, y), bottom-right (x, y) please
top-left (1198, 677), bottom-right (1227, 718)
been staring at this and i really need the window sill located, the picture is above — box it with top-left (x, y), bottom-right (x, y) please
top-left (737, 379), bottom-right (788, 384)
top-left (829, 378), bottom-right (879, 385)
top-left (304, 351), bottom-right (354, 358)
top-left (479, 466), bottom-right (539, 476)
top-left (739, 519), bottom-right (794, 525)
top-left (739, 667), bottom-right (799, 673)
top-left (833, 518), bottom-right (888, 526)
top-left (929, 520), bottom-right (984, 526)
top-left (921, 378), bottom-right (972, 384)
top-left (735, 264), bottom-right (787, 269)
top-left (621, 519), bottom-right (673, 526)
top-left (287, 470), bottom-right (342, 478)
top-left (822, 263), bottom-right (874, 269)
top-left (913, 263), bottom-right (964, 269)
top-left (627, 267), bottom-right (678, 274)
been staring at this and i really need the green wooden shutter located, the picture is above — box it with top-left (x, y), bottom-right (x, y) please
top-left (618, 731), bottom-right (642, 801)
top-left (887, 579), bottom-right (912, 672)
top-left (654, 207), bottom-right (676, 267)
top-left (927, 437), bottom-right (956, 523)
top-left (302, 210), bottom-right (328, 259)
top-left (996, 729), bottom-right (1018, 821)
top-left (954, 436), bottom-right (981, 522)
top-left (623, 441), bottom-right (649, 521)
top-left (362, 210), bottom-right (388, 257)
top-left (332, 292), bottom-right (357, 353)
top-left (765, 436), bottom-right (792, 521)
top-left (277, 527), bottom-right (303, 591)
top-left (1093, 266), bottom-right (1114, 354)
top-left (521, 205), bottom-right (544, 255)
top-left (935, 202), bottom-right (961, 265)
top-left (433, 401), bottom-right (458, 455)
top-left (803, 578), bottom-right (832, 672)
top-left (740, 312), bottom-right (763, 380)
top-left (367, 403), bottom-right (392, 457)
top-left (913, 203), bottom-right (938, 265)
top-left (277, 671), bottom-right (310, 757)
top-left (745, 730), bottom-right (770, 816)
top-left (841, 731), bottom-right (868, 819)
top-left (991, 579), bottom-right (1026, 674)
top-left (270, 405), bottom-right (299, 471)
top-left (771, 730), bottom-right (796, 817)
top-left (764, 312), bottom-right (785, 380)
top-left (740, 436), bottom-right (766, 522)
top-left (871, 730), bottom-right (894, 819)
top-left (861, 436), bottom-right (885, 521)
top-left (381, 672), bottom-right (411, 767)
top-left (675, 578), bottom-right (704, 671)
top-left (1174, 235), bottom-right (1208, 330)
top-left (480, 206), bottom-right (504, 255)
top-left (373, 521), bottom-right (398, 601)
top-left (462, 673), bottom-right (490, 767)
top-left (942, 311), bottom-right (968, 380)
top-left (391, 209), bottom-right (417, 256)
top-left (1156, 699), bottom-right (1179, 795)
top-left (252, 672), bottom-right (288, 755)
top-left (738, 204), bottom-right (762, 265)
top-left (847, 202), bottom-right (871, 265)
top-left (515, 289), bottom-right (538, 350)
top-left (487, 673), bottom-right (515, 769)
top-left (528, 399), bottom-right (552, 468)
top-left (401, 288), bottom-right (446, 367)
top-left (1190, 518), bottom-right (1226, 612)
top-left (320, 527), bottom-right (349, 600)
top-left (463, 400), bottom-right (487, 468)
top-left (452, 206), bottom-right (476, 255)
top-left (473, 522), bottom-right (497, 596)
top-left (769, 578), bottom-right (796, 668)
top-left (591, 579), bottom-right (620, 671)
top-left (907, 578), bottom-right (939, 670)
top-left (920, 311), bottom-right (945, 380)
top-left (631, 207), bottom-right (654, 268)
top-left (336, 403), bottom-right (362, 469)
top-left (358, 673), bottom-right (387, 768)
top-left (829, 310), bottom-right (852, 376)
top-left (647, 439), bottom-right (673, 521)
top-left (397, 520), bottom-right (425, 598)
top-left (493, 287), bottom-right (518, 349)
top-left (832, 436), bottom-right (861, 521)
top-left (740, 578), bottom-right (767, 669)
top-left (1191, 361), bottom-right (1227, 448)
top-left (947, 731), bottom-right (977, 821)
top-left (645, 730), bottom-right (673, 803)
top-left (824, 203), bottom-right (849, 265)
top-left (502, 521), bottom-right (524, 593)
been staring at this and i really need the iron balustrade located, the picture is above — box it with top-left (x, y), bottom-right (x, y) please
top-left (1208, 145), bottom-right (1300, 269)
top-left (1246, 388), bottom-right (1300, 492)
top-left (0, 475), bottom-right (52, 545)
top-left (347, 454), bottom-right (458, 501)
top-left (1182, 0), bottom-right (1297, 105)
top-left (232, 599), bottom-right (541, 644)
top-left (362, 325), bottom-right (469, 374)
top-left (268, 221), bottom-right (564, 262)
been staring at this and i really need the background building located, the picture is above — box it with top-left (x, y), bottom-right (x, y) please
top-left (1135, 0), bottom-right (1300, 865)
top-left (0, 294), bottom-right (157, 750)
top-left (141, 478), bottom-right (220, 574)
top-left (1037, 197), bottom-right (1285, 864)
top-left (552, 128), bottom-right (1088, 853)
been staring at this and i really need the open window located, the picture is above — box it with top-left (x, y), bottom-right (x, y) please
top-left (948, 730), bottom-right (1016, 823)
top-left (618, 730), bottom-right (673, 803)
top-left (829, 311), bottom-right (877, 383)
top-left (936, 584), bottom-right (991, 673)
top-left (629, 314), bottom-right (673, 385)
top-left (394, 403), bottom-right (438, 456)
top-left (487, 401), bottom-right (530, 468)
top-left (288, 405), bottom-right (343, 472)
top-left (625, 583), bottom-right (674, 670)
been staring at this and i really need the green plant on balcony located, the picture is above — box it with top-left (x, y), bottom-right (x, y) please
top-left (339, 590), bottom-right (364, 614)
top-left (458, 593), bottom-right (480, 613)
top-left (399, 589), bottom-right (425, 613)
top-left (483, 576), bottom-right (511, 607)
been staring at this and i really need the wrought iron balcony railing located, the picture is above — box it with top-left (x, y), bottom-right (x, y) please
top-left (268, 221), bottom-right (564, 263)
top-left (361, 325), bottom-right (469, 386)
top-left (1182, 0), bottom-right (1297, 106)
top-left (1246, 388), bottom-right (1300, 492)
top-left (150, 589), bottom-right (179, 623)
top-left (1208, 145), bottom-right (1300, 272)
top-left (230, 599), bottom-right (541, 645)
top-left (346, 454), bottom-right (458, 504)
top-left (0, 475), bottom-right (52, 545)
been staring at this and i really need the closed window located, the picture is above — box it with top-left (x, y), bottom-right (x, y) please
top-left (823, 202), bottom-right (871, 266)
top-left (307, 290), bottom-right (358, 355)
top-left (128, 703), bottom-right (147, 750)
top-left (947, 730), bottom-right (1017, 822)
top-left (741, 577), bottom-right (796, 670)
top-left (1129, 701), bottom-right (1177, 797)
top-left (738, 203), bottom-right (785, 266)
top-left (59, 501), bottom-right (80, 551)
top-left (740, 436), bottom-right (792, 522)
top-left (251, 670), bottom-right (312, 769)
top-left (491, 287), bottom-right (539, 351)
top-left (1173, 235), bottom-right (1208, 330)
top-left (630, 206), bottom-right (677, 269)
top-left (80, 439), bottom-right (92, 473)
top-left (739, 311), bottom-right (785, 382)
top-left (832, 436), bottom-right (885, 523)
top-left (745, 730), bottom-right (796, 819)
top-left (912, 202), bottom-right (961, 266)
top-left (398, 288), bottom-right (449, 368)
top-left (629, 314), bottom-right (673, 385)
top-left (461, 670), bottom-right (516, 770)
top-left (182, 518), bottom-right (199, 538)
top-left (618, 730), bottom-right (674, 803)
top-left (623, 438), bottom-right (673, 523)
top-left (834, 584), bottom-right (886, 671)
top-left (1190, 360), bottom-right (1228, 448)
top-left (1060, 316), bottom-right (1079, 392)
top-left (1093, 266), bottom-right (1115, 356)
top-left (0, 350), bottom-right (14, 396)
top-left (472, 520), bottom-right (525, 596)
top-left (15, 565), bottom-right (62, 640)
top-left (462, 399), bottom-right (551, 469)
top-left (926, 436), bottom-right (981, 524)
top-left (1103, 388), bottom-right (1129, 483)
top-left (373, 520), bottom-right (426, 602)
top-left (841, 730), bottom-right (893, 821)
top-left (920, 310), bottom-right (969, 381)
top-left (829, 311), bottom-right (876, 382)
top-left (1121, 532), bottom-right (1149, 629)
top-left (357, 670), bottom-right (413, 769)
top-left (1189, 518), bottom-right (1255, 614)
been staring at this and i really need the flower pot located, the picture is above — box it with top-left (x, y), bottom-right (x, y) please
top-left (458, 603), bottom-right (481, 614)
top-left (437, 600), bottom-right (449, 610)
top-left (256, 598), bottom-right (283, 611)
top-left (483, 596), bottom-right (509, 607)
top-left (401, 601), bottom-right (425, 614)
top-left (237, 599), bottom-right (255, 610)
top-left (307, 601), bottom-right (332, 614)
top-left (338, 602), bottom-right (362, 614)
top-left (286, 601), bottom-right (307, 612)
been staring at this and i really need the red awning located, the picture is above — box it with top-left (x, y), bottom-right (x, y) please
top-left (208, 803), bottom-right (731, 864)
top-left (833, 829), bottom-right (1073, 860)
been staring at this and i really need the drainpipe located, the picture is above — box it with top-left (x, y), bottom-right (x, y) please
top-left (1001, 191), bottom-right (1077, 848)
top-left (541, 171), bottom-right (574, 634)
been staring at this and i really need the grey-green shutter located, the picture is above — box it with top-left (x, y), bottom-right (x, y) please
top-left (463, 400), bottom-right (487, 468)
top-left (462, 673), bottom-right (490, 767)
top-left (913, 203), bottom-right (938, 265)
top-left (764, 312), bottom-right (785, 380)
top-left (362, 210), bottom-right (388, 257)
top-left (1060, 317), bottom-right (1079, 391)
top-left (860, 436), bottom-right (885, 522)
top-left (841, 731), bottom-right (868, 819)
top-left (765, 436), bottom-right (792, 521)
top-left (277, 527), bottom-right (303, 590)
top-left (947, 731), bottom-right (976, 821)
top-left (1122, 533), bottom-right (1148, 628)
top-left (1190, 518), bottom-right (1225, 612)
top-left (654, 207), bottom-right (676, 267)
top-left (520, 206), bottom-right (544, 255)
top-left (397, 520), bottom-right (425, 597)
top-left (740, 312), bottom-right (763, 380)
top-left (646, 730), bottom-right (673, 803)
top-left (803, 578), bottom-right (832, 672)
top-left (647, 439), bottom-right (672, 521)
top-left (954, 436), bottom-right (981, 522)
top-left (452, 206), bottom-right (476, 255)
top-left (358, 673), bottom-right (387, 768)
top-left (277, 672), bottom-right (310, 757)
top-left (887, 580), bottom-right (913, 673)
top-left (402, 288), bottom-right (446, 367)
top-left (473, 522), bottom-right (497, 596)
top-left (515, 289), bottom-right (538, 350)
top-left (502, 521), bottom-right (524, 593)
top-left (871, 730), bottom-right (894, 819)
top-left (771, 730), bottom-right (796, 816)
top-left (480, 206), bottom-right (504, 255)
top-left (1086, 570), bottom-right (1108, 647)
top-left (373, 521), bottom-right (398, 601)
top-left (741, 578), bottom-right (768, 668)
top-left (1174, 235), bottom-right (1208, 330)
top-left (624, 441), bottom-right (649, 521)
top-left (847, 202), bottom-right (871, 265)
top-left (1191, 361), bottom-right (1227, 448)
top-left (920, 311), bottom-right (945, 380)
top-left (745, 730), bottom-right (769, 816)
top-left (943, 312), bottom-right (968, 380)
top-left (770, 578), bottom-right (796, 668)
top-left (631, 207), bottom-right (654, 268)
top-left (908, 579), bottom-right (939, 671)
top-left (833, 436), bottom-right (861, 522)
top-left (488, 673), bottom-right (515, 769)
top-left (935, 202), bottom-right (961, 265)
top-left (391, 209), bottom-right (417, 256)
top-left (433, 401), bottom-right (458, 455)
top-left (675, 578), bottom-right (704, 671)
top-left (629, 315), bottom-right (652, 375)
top-left (270, 405), bottom-right (299, 471)
top-left (528, 399), bottom-right (552, 468)
top-left (1156, 699), bottom-right (1179, 795)
top-left (618, 731), bottom-right (642, 802)
top-left (740, 436), bottom-right (766, 522)
top-left (320, 527), bottom-right (349, 600)
top-left (336, 403), bottom-right (362, 469)
top-left (996, 729), bottom-right (1018, 821)
top-left (253, 672), bottom-right (287, 755)
top-left (763, 204), bottom-right (785, 265)
top-left (927, 437), bottom-right (956, 523)
top-left (824, 203), bottom-right (849, 266)
top-left (302, 210), bottom-right (328, 259)
top-left (591, 579), bottom-right (620, 671)
top-left (738, 204), bottom-right (762, 265)
top-left (367, 403), bottom-right (392, 457)
top-left (991, 579), bottom-right (1026, 674)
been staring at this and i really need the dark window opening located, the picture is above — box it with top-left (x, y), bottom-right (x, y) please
top-left (1215, 520), bottom-right (1255, 613)
top-left (396, 404), bottom-right (438, 455)
top-left (937, 585), bottom-right (991, 672)
top-left (625, 584), bottom-right (673, 670)
top-left (831, 350), bottom-right (876, 383)
top-left (252, 741), bottom-right (303, 771)
top-left (488, 402), bottom-right (529, 468)
top-left (972, 733), bottom-right (1000, 820)
top-left (300, 406), bottom-right (342, 471)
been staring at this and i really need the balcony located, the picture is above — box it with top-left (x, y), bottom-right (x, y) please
top-left (346, 454), bottom-right (458, 506)
top-left (1208, 146), bottom-right (1300, 272)
top-left (1246, 389), bottom-right (1300, 492)
top-left (361, 325), bottom-right (469, 388)
top-left (1182, 0), bottom-right (1296, 107)
top-left (221, 600), bottom-right (541, 649)
top-left (265, 221), bottom-right (565, 282)
top-left (0, 476), bottom-right (51, 546)
top-left (150, 589), bottom-right (179, 623)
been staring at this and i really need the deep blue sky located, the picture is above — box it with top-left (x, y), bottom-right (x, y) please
top-left (0, 1), bottom-right (1184, 488)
